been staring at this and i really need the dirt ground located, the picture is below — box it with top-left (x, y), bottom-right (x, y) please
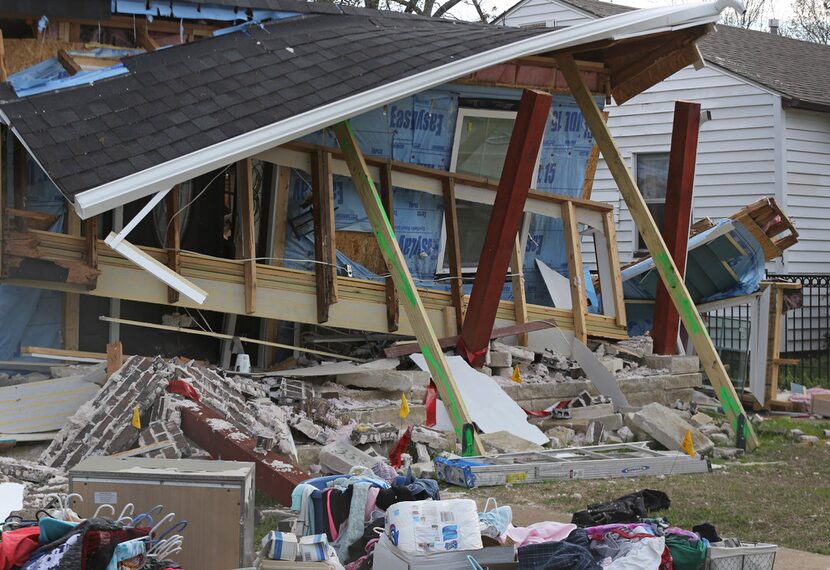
top-left (451, 417), bottom-right (830, 567)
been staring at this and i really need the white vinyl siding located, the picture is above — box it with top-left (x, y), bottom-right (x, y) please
top-left (498, 0), bottom-right (594, 28)
top-left (784, 108), bottom-right (830, 274)
top-left (589, 65), bottom-right (778, 263)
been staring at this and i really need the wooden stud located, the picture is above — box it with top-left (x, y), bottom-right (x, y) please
top-left (333, 121), bottom-right (485, 454)
top-left (57, 49), bottom-right (81, 76)
top-left (13, 139), bottom-right (27, 213)
top-left (602, 211), bottom-right (626, 328)
top-left (0, 30), bottom-right (7, 82)
top-left (0, 127), bottom-right (5, 275)
top-left (441, 177), bottom-right (464, 334)
top-left (764, 284), bottom-right (784, 408)
top-left (57, 21), bottom-right (71, 42)
top-left (311, 150), bottom-right (337, 323)
top-left (136, 26), bottom-right (160, 51)
top-left (380, 161), bottom-right (399, 332)
top-left (106, 341), bottom-right (123, 378)
top-left (263, 166), bottom-right (291, 367)
top-left (458, 89), bottom-right (552, 367)
top-left (510, 236), bottom-right (529, 346)
top-left (562, 201), bottom-right (588, 343)
top-left (63, 207), bottom-right (82, 351)
top-left (556, 53), bottom-right (759, 451)
top-left (84, 216), bottom-right (98, 271)
top-left (611, 44), bottom-right (702, 105)
top-left (238, 158), bottom-right (257, 314)
top-left (652, 101), bottom-right (701, 355)
top-left (165, 186), bottom-right (181, 304)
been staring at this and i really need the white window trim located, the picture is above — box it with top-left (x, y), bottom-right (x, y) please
top-left (633, 151), bottom-right (673, 253)
top-left (436, 108), bottom-right (539, 275)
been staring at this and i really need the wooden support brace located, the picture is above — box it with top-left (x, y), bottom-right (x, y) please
top-left (57, 49), bottom-right (81, 75)
top-left (556, 53), bottom-right (759, 451)
top-left (239, 158), bottom-right (257, 314)
top-left (581, 111), bottom-right (608, 200)
top-left (653, 101), bottom-right (700, 355)
top-left (562, 201), bottom-right (588, 343)
top-left (106, 341), bottom-right (123, 378)
top-left (510, 236), bottom-right (529, 346)
top-left (458, 89), bottom-right (552, 366)
top-left (165, 186), bottom-right (181, 304)
top-left (333, 121), bottom-right (485, 455)
top-left (764, 285), bottom-right (784, 408)
top-left (136, 26), bottom-right (159, 51)
top-left (442, 177), bottom-right (464, 334)
top-left (311, 150), bottom-right (337, 323)
top-left (380, 162), bottom-right (399, 332)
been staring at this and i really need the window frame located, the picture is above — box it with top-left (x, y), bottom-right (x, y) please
top-left (435, 107), bottom-right (539, 275)
top-left (633, 151), bottom-right (672, 254)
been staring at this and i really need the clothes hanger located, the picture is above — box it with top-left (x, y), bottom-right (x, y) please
top-left (92, 504), bottom-right (115, 519)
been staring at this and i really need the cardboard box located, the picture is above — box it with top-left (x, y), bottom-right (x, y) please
top-left (263, 531), bottom-right (298, 561)
top-left (811, 393), bottom-right (830, 417)
top-left (372, 534), bottom-right (516, 570)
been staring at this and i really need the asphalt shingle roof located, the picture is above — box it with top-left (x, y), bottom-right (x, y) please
top-left (0, 12), bottom-right (544, 200)
top-left (544, 0), bottom-right (830, 110)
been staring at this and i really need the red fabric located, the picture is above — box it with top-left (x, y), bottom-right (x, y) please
top-left (424, 382), bottom-right (438, 428)
top-left (389, 426), bottom-right (412, 469)
top-left (0, 526), bottom-right (40, 570)
top-left (166, 379), bottom-right (200, 401)
top-left (660, 546), bottom-right (674, 570)
top-left (521, 407), bottom-right (550, 418)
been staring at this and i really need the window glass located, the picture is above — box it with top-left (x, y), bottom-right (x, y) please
top-left (635, 153), bottom-right (669, 251)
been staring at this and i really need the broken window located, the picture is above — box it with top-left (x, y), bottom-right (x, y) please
top-left (635, 152), bottom-right (669, 253)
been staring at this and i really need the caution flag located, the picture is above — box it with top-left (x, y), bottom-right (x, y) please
top-left (681, 430), bottom-right (696, 457)
top-left (399, 392), bottom-right (410, 419)
top-left (131, 405), bottom-right (141, 430)
top-left (511, 365), bottom-right (523, 384)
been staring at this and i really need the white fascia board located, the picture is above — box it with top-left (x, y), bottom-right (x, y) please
top-left (72, 0), bottom-right (742, 219)
top-left (104, 232), bottom-right (208, 304)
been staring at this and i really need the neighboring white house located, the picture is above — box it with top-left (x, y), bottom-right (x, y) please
top-left (496, 0), bottom-right (830, 278)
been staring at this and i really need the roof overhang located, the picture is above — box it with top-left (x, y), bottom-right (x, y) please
top-left (65, 0), bottom-right (740, 219)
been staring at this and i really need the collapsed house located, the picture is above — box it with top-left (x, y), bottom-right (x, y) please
top-left (2, 0), bottom-right (805, 476)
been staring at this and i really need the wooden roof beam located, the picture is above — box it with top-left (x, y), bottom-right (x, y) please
top-left (57, 49), bottom-right (81, 75)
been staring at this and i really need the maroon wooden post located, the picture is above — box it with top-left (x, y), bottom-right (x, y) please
top-left (456, 89), bottom-right (552, 367)
top-left (652, 100), bottom-right (701, 355)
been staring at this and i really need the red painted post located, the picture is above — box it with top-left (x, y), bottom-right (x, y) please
top-left (652, 101), bottom-right (701, 355)
top-left (180, 403), bottom-right (308, 506)
top-left (457, 89), bottom-right (552, 367)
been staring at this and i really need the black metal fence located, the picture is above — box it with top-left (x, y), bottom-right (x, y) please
top-left (702, 274), bottom-right (830, 390)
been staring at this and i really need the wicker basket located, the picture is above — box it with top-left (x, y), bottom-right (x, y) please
top-left (705, 541), bottom-right (777, 570)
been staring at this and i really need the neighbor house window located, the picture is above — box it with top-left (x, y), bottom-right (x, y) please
top-left (635, 152), bottom-right (669, 252)
top-left (438, 108), bottom-right (535, 273)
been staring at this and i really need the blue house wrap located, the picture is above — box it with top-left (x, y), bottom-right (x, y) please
top-left (282, 85), bottom-right (602, 311)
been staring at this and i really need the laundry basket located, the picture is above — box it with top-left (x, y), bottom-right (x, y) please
top-left (704, 541), bottom-right (777, 570)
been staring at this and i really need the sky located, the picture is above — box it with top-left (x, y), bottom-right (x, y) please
top-left (445, 0), bottom-right (796, 26)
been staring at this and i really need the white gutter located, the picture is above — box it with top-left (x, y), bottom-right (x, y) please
top-left (72, 0), bottom-right (742, 219)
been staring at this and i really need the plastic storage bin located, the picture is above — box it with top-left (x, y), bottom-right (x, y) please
top-left (705, 541), bottom-right (777, 570)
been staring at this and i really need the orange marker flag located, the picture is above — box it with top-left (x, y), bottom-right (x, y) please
top-left (131, 405), bottom-right (141, 430)
top-left (399, 392), bottom-right (410, 419)
top-left (681, 430), bottom-right (696, 457)
top-left (512, 365), bottom-right (523, 384)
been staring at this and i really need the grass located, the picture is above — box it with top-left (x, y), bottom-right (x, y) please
top-left (461, 417), bottom-right (830, 555)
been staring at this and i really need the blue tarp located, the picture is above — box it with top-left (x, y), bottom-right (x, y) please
top-left (113, 0), bottom-right (299, 22)
top-left (282, 87), bottom-right (602, 310)
top-left (0, 144), bottom-right (66, 364)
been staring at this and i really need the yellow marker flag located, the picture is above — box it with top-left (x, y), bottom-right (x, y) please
top-left (399, 392), bottom-right (410, 419)
top-left (681, 430), bottom-right (696, 457)
top-left (512, 365), bottom-right (522, 384)
top-left (131, 405), bottom-right (141, 430)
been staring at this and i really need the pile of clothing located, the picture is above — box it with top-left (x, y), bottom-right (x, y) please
top-left (287, 463), bottom-right (440, 569)
top-left (1, 501), bottom-right (183, 570)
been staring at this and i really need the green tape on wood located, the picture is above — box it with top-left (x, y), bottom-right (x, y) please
top-left (654, 251), bottom-right (703, 335)
top-left (719, 385), bottom-right (749, 437)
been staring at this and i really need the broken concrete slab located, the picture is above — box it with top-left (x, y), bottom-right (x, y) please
top-left (712, 447), bottom-right (743, 460)
top-left (617, 426), bottom-right (635, 443)
top-left (481, 431), bottom-right (545, 454)
top-left (601, 357), bottom-right (624, 374)
top-left (710, 433), bottom-right (730, 446)
top-left (643, 355), bottom-right (700, 374)
top-left (629, 403), bottom-right (714, 456)
top-left (571, 339), bottom-right (629, 408)
top-left (545, 426), bottom-right (575, 446)
top-left (690, 412), bottom-right (714, 427)
top-left (336, 369), bottom-right (429, 392)
top-left (585, 421), bottom-right (603, 445)
top-left (486, 350), bottom-right (512, 369)
top-left (350, 423), bottom-right (398, 446)
top-left (319, 441), bottom-right (380, 474)
top-left (411, 425), bottom-right (454, 451)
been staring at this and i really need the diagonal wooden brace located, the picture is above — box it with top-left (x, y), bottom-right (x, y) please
top-left (333, 121), bottom-right (485, 455)
top-left (555, 53), bottom-right (759, 451)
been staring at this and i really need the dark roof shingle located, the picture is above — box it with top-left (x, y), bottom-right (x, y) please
top-left (1, 13), bottom-right (544, 200)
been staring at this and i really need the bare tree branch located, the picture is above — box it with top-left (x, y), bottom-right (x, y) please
top-left (719, 0), bottom-right (768, 29)
top-left (433, 0), bottom-right (466, 18)
top-left (783, 0), bottom-right (830, 44)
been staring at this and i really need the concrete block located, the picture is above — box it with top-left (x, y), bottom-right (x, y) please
top-left (690, 412), bottom-right (714, 427)
top-left (797, 434), bottom-right (820, 445)
top-left (602, 433), bottom-right (623, 445)
top-left (491, 341), bottom-right (535, 363)
top-left (350, 404), bottom-right (426, 425)
top-left (291, 418), bottom-right (328, 444)
top-left (493, 367), bottom-right (513, 378)
top-left (295, 444), bottom-right (321, 471)
top-left (617, 426), bottom-right (635, 443)
top-left (411, 425), bottom-right (454, 451)
top-left (585, 421), bottom-right (603, 445)
top-left (710, 433), bottom-right (729, 445)
top-left (643, 355), bottom-right (700, 374)
top-left (601, 357), bottom-right (624, 374)
top-left (545, 426), bottom-right (575, 446)
top-left (319, 441), bottom-right (379, 474)
top-left (667, 373), bottom-right (704, 389)
top-left (479, 366), bottom-right (493, 377)
top-left (487, 351), bottom-right (513, 369)
top-left (336, 370), bottom-right (429, 391)
top-left (712, 447), bottom-right (743, 460)
top-left (629, 402), bottom-right (714, 455)
top-left (481, 431), bottom-right (545, 453)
